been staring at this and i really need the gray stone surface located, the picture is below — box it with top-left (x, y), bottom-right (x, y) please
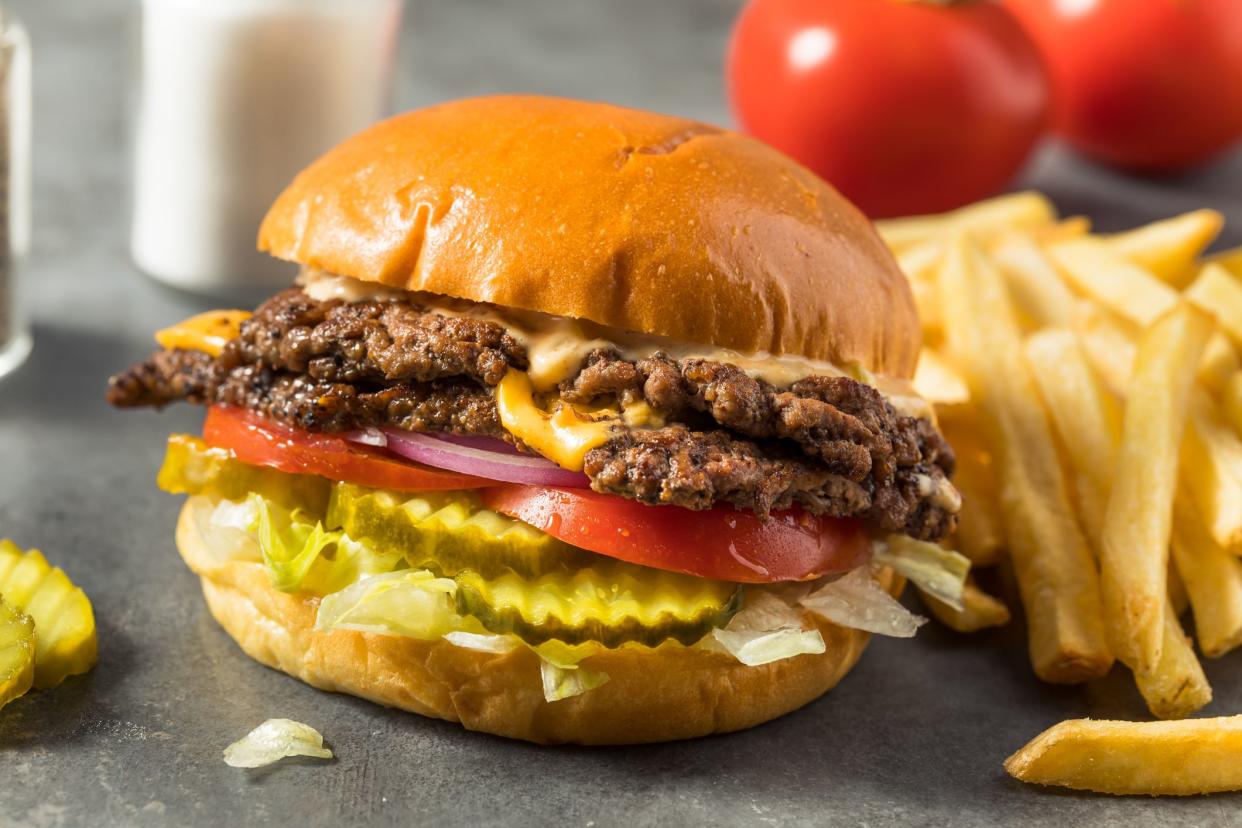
top-left (1, 1), bottom-right (1240, 826)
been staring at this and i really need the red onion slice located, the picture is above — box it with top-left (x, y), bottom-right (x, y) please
top-left (432, 433), bottom-right (524, 456)
top-left (348, 429), bottom-right (591, 488)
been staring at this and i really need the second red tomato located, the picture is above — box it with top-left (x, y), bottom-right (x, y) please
top-left (727, 0), bottom-right (1049, 218)
top-left (1005, 0), bottom-right (1242, 173)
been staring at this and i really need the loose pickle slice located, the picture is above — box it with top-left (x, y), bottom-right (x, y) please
top-left (0, 597), bottom-right (34, 709)
top-left (0, 541), bottom-right (97, 689)
top-left (454, 568), bottom-right (742, 648)
top-left (327, 484), bottom-right (593, 578)
top-left (158, 434), bottom-right (330, 514)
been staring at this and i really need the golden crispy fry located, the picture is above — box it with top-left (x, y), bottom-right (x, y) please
top-left (1071, 301), bottom-right (1139, 396)
top-left (1071, 299), bottom-right (1235, 397)
top-left (1133, 602), bottom-right (1212, 720)
top-left (1167, 558), bottom-right (1189, 618)
top-left (991, 235), bottom-right (1076, 329)
top-left (1182, 392), bottom-right (1242, 552)
top-left (912, 349), bottom-right (970, 407)
top-left (0, 597), bottom-right (34, 711)
top-left (1196, 332), bottom-right (1240, 396)
top-left (938, 236), bottom-right (1111, 683)
top-left (1106, 209), bottom-right (1223, 287)
top-left (1048, 237), bottom-right (1179, 326)
top-left (938, 412), bottom-right (1005, 567)
top-left (1100, 305), bottom-right (1213, 672)
top-left (1171, 495), bottom-right (1242, 658)
top-left (1024, 329), bottom-right (1122, 550)
top-left (1209, 246), bottom-right (1242, 278)
top-left (1187, 263), bottom-right (1242, 348)
top-left (876, 191), bottom-right (1056, 252)
top-left (898, 241), bottom-right (944, 342)
top-left (1035, 216), bottom-right (1091, 244)
top-left (1005, 716), bottom-right (1242, 796)
top-left (1222, 371), bottom-right (1242, 437)
top-left (920, 577), bottom-right (1010, 633)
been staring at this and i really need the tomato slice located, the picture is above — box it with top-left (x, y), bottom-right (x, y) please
top-left (202, 406), bottom-right (494, 492)
top-left (480, 484), bottom-right (869, 584)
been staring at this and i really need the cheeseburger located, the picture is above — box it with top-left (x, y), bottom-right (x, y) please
top-left (108, 96), bottom-right (962, 744)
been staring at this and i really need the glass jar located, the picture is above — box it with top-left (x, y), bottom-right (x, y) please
top-left (0, 8), bottom-right (29, 380)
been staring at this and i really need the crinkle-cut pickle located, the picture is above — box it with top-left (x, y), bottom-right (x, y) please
top-left (158, 434), bottom-right (330, 513)
top-left (0, 540), bottom-right (97, 689)
top-left (327, 483), bottom-right (595, 579)
top-left (455, 568), bottom-right (743, 648)
top-left (0, 596), bottom-right (34, 709)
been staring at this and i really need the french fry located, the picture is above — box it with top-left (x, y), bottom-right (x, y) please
top-left (1005, 716), bottom-right (1242, 796)
top-left (1186, 263), bottom-right (1242, 348)
top-left (1034, 216), bottom-right (1091, 244)
top-left (990, 234), bottom-right (1076, 329)
top-left (898, 241), bottom-right (943, 341)
top-left (1197, 332), bottom-right (1240, 396)
top-left (1222, 371), bottom-right (1242, 437)
top-left (1024, 329), bottom-right (1122, 550)
top-left (920, 577), bottom-right (1011, 633)
top-left (1071, 296), bottom-right (1237, 397)
top-left (1105, 209), bottom-right (1223, 286)
top-left (1071, 301), bottom-right (1138, 396)
top-left (1171, 495), bottom-right (1242, 658)
top-left (938, 410), bottom-right (1005, 567)
top-left (937, 236), bottom-right (1112, 683)
top-left (1209, 245), bottom-right (1242, 279)
top-left (876, 191), bottom-right (1056, 252)
top-left (1167, 558), bottom-right (1189, 618)
top-left (1132, 602), bottom-right (1212, 720)
top-left (1099, 304), bottom-right (1213, 672)
top-left (896, 239), bottom-right (942, 282)
top-left (913, 348), bottom-right (970, 407)
top-left (1048, 237), bottom-right (1179, 326)
top-left (1182, 391), bottom-right (1242, 552)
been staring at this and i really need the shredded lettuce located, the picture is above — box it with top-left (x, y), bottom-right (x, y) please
top-left (252, 494), bottom-right (340, 591)
top-left (798, 567), bottom-right (926, 638)
top-left (213, 496), bottom-right (402, 598)
top-left (442, 631), bottom-right (518, 654)
top-left (314, 570), bottom-right (460, 639)
top-left (872, 535), bottom-right (970, 611)
top-left (186, 495), bottom-right (262, 569)
top-left (223, 718), bottom-right (333, 769)
top-left (708, 590), bottom-right (826, 666)
top-left (539, 659), bottom-right (610, 702)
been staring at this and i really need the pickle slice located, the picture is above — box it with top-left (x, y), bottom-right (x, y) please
top-left (455, 568), bottom-right (742, 648)
top-left (0, 597), bottom-right (34, 710)
top-left (158, 434), bottom-right (330, 514)
top-left (327, 484), bottom-right (592, 578)
top-left (0, 541), bottom-right (97, 689)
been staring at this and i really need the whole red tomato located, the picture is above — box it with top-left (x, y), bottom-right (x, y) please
top-left (727, 0), bottom-right (1049, 218)
top-left (1005, 0), bottom-right (1242, 173)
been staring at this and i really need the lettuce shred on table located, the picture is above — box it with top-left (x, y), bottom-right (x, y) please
top-left (223, 718), bottom-right (333, 769)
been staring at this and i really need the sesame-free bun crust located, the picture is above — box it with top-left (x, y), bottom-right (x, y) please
top-left (177, 500), bottom-right (895, 745)
top-left (259, 95), bottom-right (920, 378)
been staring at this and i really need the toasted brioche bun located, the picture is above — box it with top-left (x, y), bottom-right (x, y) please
top-left (177, 500), bottom-right (898, 745)
top-left (259, 95), bottom-right (919, 378)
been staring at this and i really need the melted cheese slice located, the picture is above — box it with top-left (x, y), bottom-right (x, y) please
top-left (155, 310), bottom-right (251, 357)
top-left (494, 371), bottom-right (617, 470)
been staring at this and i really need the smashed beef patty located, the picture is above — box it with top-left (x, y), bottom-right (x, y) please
top-left (107, 289), bottom-right (958, 539)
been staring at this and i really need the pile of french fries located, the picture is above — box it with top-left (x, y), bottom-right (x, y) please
top-left (878, 194), bottom-right (1242, 793)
